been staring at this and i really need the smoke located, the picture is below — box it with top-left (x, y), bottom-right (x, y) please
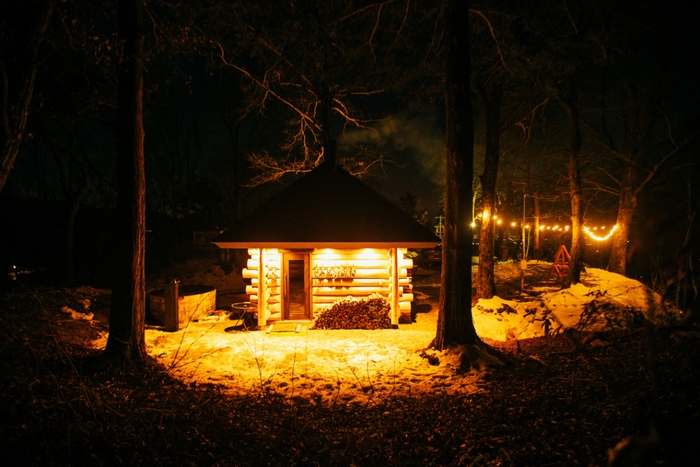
top-left (340, 113), bottom-right (446, 188)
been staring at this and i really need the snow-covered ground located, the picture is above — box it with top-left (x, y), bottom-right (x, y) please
top-left (84, 262), bottom-right (680, 405)
top-left (473, 265), bottom-right (674, 341)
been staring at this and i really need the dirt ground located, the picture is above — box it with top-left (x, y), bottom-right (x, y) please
top-left (3, 262), bottom-right (699, 466)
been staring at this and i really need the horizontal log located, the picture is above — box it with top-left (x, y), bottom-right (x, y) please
top-left (347, 269), bottom-right (392, 279)
top-left (400, 293), bottom-right (414, 302)
top-left (249, 249), bottom-right (412, 263)
top-left (312, 253), bottom-right (390, 262)
top-left (251, 278), bottom-right (281, 287)
top-left (256, 302), bottom-right (281, 313)
top-left (312, 259), bottom-right (392, 269)
top-left (266, 311), bottom-right (281, 321)
top-left (312, 248), bottom-right (391, 257)
top-left (312, 278), bottom-right (409, 287)
top-left (312, 286), bottom-right (402, 295)
top-left (248, 248), bottom-right (279, 255)
top-left (246, 266), bottom-right (402, 279)
top-left (250, 294), bottom-right (282, 303)
top-left (251, 287), bottom-right (280, 296)
top-left (247, 259), bottom-right (280, 269)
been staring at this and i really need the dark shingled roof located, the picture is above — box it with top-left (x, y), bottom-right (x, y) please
top-left (213, 162), bottom-right (440, 249)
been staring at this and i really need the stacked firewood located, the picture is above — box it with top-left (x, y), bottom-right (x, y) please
top-left (311, 297), bottom-right (392, 330)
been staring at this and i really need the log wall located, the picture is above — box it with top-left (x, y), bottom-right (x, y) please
top-left (241, 247), bottom-right (414, 325)
top-left (242, 248), bottom-right (282, 325)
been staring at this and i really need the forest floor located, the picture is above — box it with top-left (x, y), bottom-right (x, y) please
top-left (1, 261), bottom-right (699, 466)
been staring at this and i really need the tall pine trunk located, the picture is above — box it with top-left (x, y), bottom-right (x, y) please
top-left (104, 0), bottom-right (146, 361)
top-left (475, 83), bottom-right (502, 299)
top-left (434, 0), bottom-right (479, 350)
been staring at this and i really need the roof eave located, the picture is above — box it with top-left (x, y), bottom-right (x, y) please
top-left (213, 241), bottom-right (440, 250)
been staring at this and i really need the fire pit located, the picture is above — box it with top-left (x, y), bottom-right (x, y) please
top-left (147, 285), bottom-right (217, 326)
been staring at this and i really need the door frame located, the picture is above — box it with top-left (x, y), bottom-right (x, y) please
top-left (282, 252), bottom-right (311, 320)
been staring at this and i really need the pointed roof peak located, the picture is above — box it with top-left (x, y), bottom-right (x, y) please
top-left (214, 155), bottom-right (440, 249)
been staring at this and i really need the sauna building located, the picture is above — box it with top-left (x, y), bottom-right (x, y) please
top-left (213, 144), bottom-right (440, 327)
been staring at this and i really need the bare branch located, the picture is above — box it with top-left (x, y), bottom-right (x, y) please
top-left (337, 0), bottom-right (398, 23)
top-left (469, 9), bottom-right (510, 75)
top-left (214, 42), bottom-right (322, 134)
top-left (562, 0), bottom-right (578, 34)
top-left (583, 177), bottom-right (620, 196)
top-left (634, 132), bottom-right (700, 198)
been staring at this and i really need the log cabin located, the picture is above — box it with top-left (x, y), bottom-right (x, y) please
top-left (212, 143), bottom-right (440, 328)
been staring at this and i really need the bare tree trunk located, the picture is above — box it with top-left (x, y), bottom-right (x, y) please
top-left (533, 192), bottom-right (541, 255)
top-left (104, 0), bottom-right (146, 361)
top-left (0, 1), bottom-right (53, 193)
top-left (434, 0), bottom-right (479, 350)
top-left (608, 167), bottom-right (636, 275)
top-left (475, 83), bottom-right (502, 299)
top-left (560, 77), bottom-right (585, 287)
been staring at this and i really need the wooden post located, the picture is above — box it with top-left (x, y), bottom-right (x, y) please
top-left (391, 248), bottom-right (400, 325)
top-left (164, 280), bottom-right (179, 332)
top-left (257, 248), bottom-right (266, 327)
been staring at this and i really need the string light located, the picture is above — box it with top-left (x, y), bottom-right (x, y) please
top-left (584, 224), bottom-right (618, 241)
top-left (471, 211), bottom-right (613, 235)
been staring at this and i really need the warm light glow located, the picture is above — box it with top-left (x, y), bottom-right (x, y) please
top-left (525, 224), bottom-right (530, 229)
top-left (510, 222), bottom-right (516, 227)
top-left (584, 224), bottom-right (618, 241)
top-left (360, 248), bottom-right (380, 259)
top-left (482, 209), bottom-right (491, 221)
top-left (470, 221), bottom-right (476, 228)
top-left (540, 225), bottom-right (545, 230)
top-left (318, 248), bottom-right (340, 260)
top-left (497, 219), bottom-right (502, 225)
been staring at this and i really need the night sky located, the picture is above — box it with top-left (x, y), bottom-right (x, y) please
top-left (1, 0), bottom-right (698, 284)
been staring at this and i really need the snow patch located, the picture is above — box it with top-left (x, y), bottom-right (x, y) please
top-left (473, 268), bottom-right (678, 341)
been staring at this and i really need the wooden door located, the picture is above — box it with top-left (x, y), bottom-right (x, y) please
top-left (283, 253), bottom-right (310, 320)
